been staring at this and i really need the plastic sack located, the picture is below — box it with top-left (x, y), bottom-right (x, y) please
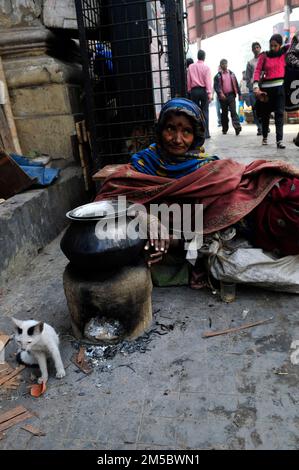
top-left (202, 231), bottom-right (299, 294)
top-left (238, 100), bottom-right (244, 123)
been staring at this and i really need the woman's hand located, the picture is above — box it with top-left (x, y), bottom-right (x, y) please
top-left (254, 88), bottom-right (268, 101)
top-left (144, 215), bottom-right (170, 267)
top-left (253, 87), bottom-right (260, 96)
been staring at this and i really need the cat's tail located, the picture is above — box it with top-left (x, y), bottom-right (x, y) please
top-left (16, 351), bottom-right (39, 367)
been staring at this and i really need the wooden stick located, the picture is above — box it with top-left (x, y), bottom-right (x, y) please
top-left (0, 333), bottom-right (10, 350)
top-left (202, 317), bottom-right (273, 338)
top-left (87, 130), bottom-right (91, 148)
top-left (78, 142), bottom-right (86, 169)
top-left (0, 105), bottom-right (14, 152)
top-left (75, 121), bottom-right (83, 144)
top-left (0, 411), bottom-right (32, 432)
top-left (0, 57), bottom-right (22, 154)
top-left (78, 143), bottom-right (89, 191)
top-left (72, 346), bottom-right (92, 375)
top-left (21, 424), bottom-right (45, 436)
top-left (81, 120), bottom-right (88, 143)
top-left (0, 365), bottom-right (25, 386)
top-left (0, 405), bottom-right (28, 425)
top-left (3, 376), bottom-right (21, 390)
top-left (0, 365), bottom-right (11, 376)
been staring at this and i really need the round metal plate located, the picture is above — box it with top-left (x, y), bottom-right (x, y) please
top-left (66, 200), bottom-right (136, 221)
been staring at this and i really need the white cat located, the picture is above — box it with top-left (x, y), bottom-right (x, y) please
top-left (12, 318), bottom-right (66, 384)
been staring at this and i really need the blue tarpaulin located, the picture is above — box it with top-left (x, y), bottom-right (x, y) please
top-left (10, 154), bottom-right (60, 187)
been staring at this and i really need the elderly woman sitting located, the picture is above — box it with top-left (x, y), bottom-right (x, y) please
top-left (95, 98), bottom-right (299, 287)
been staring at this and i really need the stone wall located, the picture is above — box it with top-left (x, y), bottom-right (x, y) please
top-left (0, 0), bottom-right (43, 28)
top-left (43, 0), bottom-right (77, 30)
top-left (0, 0), bottom-right (83, 162)
top-left (0, 167), bottom-right (87, 286)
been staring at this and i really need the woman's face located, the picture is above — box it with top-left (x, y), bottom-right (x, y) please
top-left (270, 40), bottom-right (281, 52)
top-left (161, 113), bottom-right (194, 156)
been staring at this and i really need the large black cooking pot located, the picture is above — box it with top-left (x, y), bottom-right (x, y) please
top-left (60, 200), bottom-right (146, 271)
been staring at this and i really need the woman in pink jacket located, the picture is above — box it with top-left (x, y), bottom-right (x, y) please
top-left (253, 34), bottom-right (289, 149)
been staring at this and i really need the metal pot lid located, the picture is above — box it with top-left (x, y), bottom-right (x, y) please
top-left (66, 200), bottom-right (135, 221)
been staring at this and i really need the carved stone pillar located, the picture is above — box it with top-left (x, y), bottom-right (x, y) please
top-left (0, 1), bottom-right (82, 161)
top-left (43, 0), bottom-right (78, 30)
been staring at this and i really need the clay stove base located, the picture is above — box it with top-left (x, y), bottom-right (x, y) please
top-left (63, 262), bottom-right (153, 342)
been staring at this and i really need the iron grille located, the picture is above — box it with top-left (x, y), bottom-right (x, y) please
top-left (75, 0), bottom-right (186, 168)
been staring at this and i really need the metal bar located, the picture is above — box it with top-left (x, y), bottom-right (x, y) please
top-left (95, 119), bottom-right (155, 128)
top-left (95, 33), bottom-right (167, 45)
top-left (76, 0), bottom-right (185, 166)
top-left (93, 101), bottom-right (167, 112)
top-left (96, 135), bottom-right (151, 143)
top-left (212, 0), bottom-right (216, 36)
top-left (229, 0), bottom-right (235, 28)
top-left (93, 49), bottom-right (168, 61)
top-left (93, 85), bottom-right (171, 96)
top-left (75, 0), bottom-right (100, 168)
top-left (91, 68), bottom-right (171, 79)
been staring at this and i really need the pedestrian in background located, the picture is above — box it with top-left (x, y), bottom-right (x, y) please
top-left (186, 58), bottom-right (194, 99)
top-left (215, 92), bottom-right (222, 127)
top-left (240, 71), bottom-right (250, 106)
top-left (187, 50), bottom-right (212, 138)
top-left (246, 42), bottom-right (263, 135)
top-left (214, 66), bottom-right (222, 127)
top-left (186, 57), bottom-right (194, 68)
top-left (214, 59), bottom-right (242, 136)
top-left (253, 34), bottom-right (289, 148)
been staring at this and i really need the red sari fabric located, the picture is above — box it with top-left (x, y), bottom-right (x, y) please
top-left (95, 159), bottom-right (299, 244)
top-left (251, 177), bottom-right (299, 255)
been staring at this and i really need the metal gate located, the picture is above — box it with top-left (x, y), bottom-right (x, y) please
top-left (75, 0), bottom-right (186, 169)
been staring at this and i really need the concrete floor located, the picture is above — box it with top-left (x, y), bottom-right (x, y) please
top-left (1, 115), bottom-right (299, 450)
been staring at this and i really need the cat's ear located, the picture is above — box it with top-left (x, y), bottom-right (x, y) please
top-left (12, 318), bottom-right (22, 328)
top-left (35, 322), bottom-right (44, 333)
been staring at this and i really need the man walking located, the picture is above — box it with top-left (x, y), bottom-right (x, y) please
top-left (187, 50), bottom-right (212, 138)
top-left (246, 42), bottom-right (262, 135)
top-left (214, 59), bottom-right (242, 135)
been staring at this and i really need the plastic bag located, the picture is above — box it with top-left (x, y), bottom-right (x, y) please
top-left (238, 100), bottom-right (244, 123)
top-left (202, 231), bottom-right (299, 294)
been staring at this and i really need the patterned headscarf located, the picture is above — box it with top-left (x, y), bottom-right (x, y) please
top-left (130, 97), bottom-right (218, 179)
top-left (156, 97), bottom-right (206, 149)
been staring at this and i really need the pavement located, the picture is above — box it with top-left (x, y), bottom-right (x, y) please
top-left (1, 115), bottom-right (299, 450)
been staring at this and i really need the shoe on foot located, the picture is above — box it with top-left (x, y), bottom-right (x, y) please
top-left (257, 129), bottom-right (262, 136)
top-left (222, 131), bottom-right (227, 135)
top-left (262, 138), bottom-right (268, 145)
top-left (277, 141), bottom-right (286, 149)
top-left (235, 127), bottom-right (241, 136)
